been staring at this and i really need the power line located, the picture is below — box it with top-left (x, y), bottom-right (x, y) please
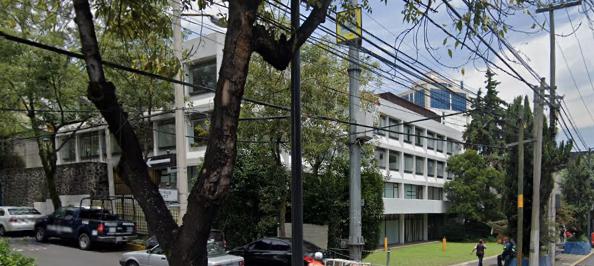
top-left (566, 9), bottom-right (594, 95)
top-left (556, 41), bottom-right (594, 125)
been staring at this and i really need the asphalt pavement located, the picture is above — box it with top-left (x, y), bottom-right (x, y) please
top-left (3, 234), bottom-right (130, 266)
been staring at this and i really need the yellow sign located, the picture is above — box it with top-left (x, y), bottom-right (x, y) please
top-left (336, 7), bottom-right (362, 44)
top-left (518, 194), bottom-right (524, 208)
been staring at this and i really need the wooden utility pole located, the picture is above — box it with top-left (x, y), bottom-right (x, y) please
top-left (517, 108), bottom-right (525, 266)
top-left (529, 78), bottom-right (545, 265)
top-left (536, 2), bottom-right (581, 261)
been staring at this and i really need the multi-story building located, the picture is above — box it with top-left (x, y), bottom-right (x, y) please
top-left (373, 92), bottom-right (463, 245)
top-left (397, 72), bottom-right (471, 132)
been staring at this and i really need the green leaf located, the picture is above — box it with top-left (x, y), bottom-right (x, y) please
top-left (443, 37), bottom-right (448, 45)
top-left (461, 68), bottom-right (465, 75)
top-left (448, 49), bottom-right (453, 58)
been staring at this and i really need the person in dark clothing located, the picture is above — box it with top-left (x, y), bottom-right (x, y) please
top-left (497, 238), bottom-right (515, 266)
top-left (472, 239), bottom-right (487, 266)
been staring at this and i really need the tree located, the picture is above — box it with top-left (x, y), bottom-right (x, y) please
top-left (444, 149), bottom-right (504, 222)
top-left (561, 157), bottom-right (594, 238)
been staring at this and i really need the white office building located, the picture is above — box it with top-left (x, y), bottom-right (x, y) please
top-left (372, 92), bottom-right (463, 245)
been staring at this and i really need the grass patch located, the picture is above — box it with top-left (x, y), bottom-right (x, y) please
top-left (364, 241), bottom-right (499, 266)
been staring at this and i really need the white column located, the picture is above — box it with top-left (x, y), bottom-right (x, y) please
top-left (55, 137), bottom-right (62, 165)
top-left (399, 214), bottom-right (406, 244)
top-left (98, 131), bottom-right (104, 162)
top-left (399, 183), bottom-right (404, 199)
top-left (104, 128), bottom-right (115, 197)
top-left (74, 134), bottom-right (80, 162)
top-left (423, 214), bottom-right (429, 241)
top-left (423, 185), bottom-right (428, 200)
top-left (152, 121), bottom-right (159, 156)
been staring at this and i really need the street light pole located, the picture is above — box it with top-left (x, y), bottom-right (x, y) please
top-left (529, 78), bottom-right (545, 266)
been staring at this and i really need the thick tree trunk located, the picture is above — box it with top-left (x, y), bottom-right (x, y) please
top-left (168, 2), bottom-right (260, 265)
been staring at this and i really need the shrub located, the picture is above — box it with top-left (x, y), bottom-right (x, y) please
top-left (0, 239), bottom-right (35, 266)
top-left (440, 221), bottom-right (492, 242)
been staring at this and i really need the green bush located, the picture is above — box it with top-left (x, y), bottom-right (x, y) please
top-left (440, 221), bottom-right (492, 242)
top-left (0, 239), bottom-right (35, 266)
top-left (566, 234), bottom-right (589, 243)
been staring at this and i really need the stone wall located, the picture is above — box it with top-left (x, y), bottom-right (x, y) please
top-left (0, 162), bottom-right (108, 206)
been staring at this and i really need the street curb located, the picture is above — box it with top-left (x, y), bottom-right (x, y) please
top-left (449, 255), bottom-right (498, 266)
top-left (571, 251), bottom-right (594, 266)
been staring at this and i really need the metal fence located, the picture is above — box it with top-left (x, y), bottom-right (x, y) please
top-left (113, 197), bottom-right (179, 235)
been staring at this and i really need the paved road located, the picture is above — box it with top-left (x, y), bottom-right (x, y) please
top-left (576, 253), bottom-right (594, 266)
top-left (3, 235), bottom-right (130, 266)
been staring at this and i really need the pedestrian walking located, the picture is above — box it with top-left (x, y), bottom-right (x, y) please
top-left (497, 237), bottom-right (515, 266)
top-left (472, 239), bottom-right (487, 266)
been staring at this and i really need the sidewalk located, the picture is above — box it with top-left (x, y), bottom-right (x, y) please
top-left (452, 252), bottom-right (594, 266)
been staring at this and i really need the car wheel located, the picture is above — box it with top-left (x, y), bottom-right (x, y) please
top-left (78, 232), bottom-right (92, 250)
top-left (126, 261), bottom-right (139, 266)
top-left (0, 225), bottom-right (5, 237)
top-left (35, 227), bottom-right (47, 242)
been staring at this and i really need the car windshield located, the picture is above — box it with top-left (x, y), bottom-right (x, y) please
top-left (8, 208), bottom-right (40, 215)
top-left (207, 239), bottom-right (226, 257)
top-left (80, 209), bottom-right (118, 220)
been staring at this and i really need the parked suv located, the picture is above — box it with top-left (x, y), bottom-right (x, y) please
top-left (0, 206), bottom-right (43, 236)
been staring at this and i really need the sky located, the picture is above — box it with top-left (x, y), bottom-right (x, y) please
top-left (182, 0), bottom-right (594, 151)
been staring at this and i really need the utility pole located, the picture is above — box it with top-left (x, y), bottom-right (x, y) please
top-left (529, 78), bottom-right (546, 266)
top-left (516, 109), bottom-right (525, 266)
top-left (290, 0), bottom-right (304, 265)
top-left (347, 1), bottom-right (364, 261)
top-left (536, 1), bottom-right (581, 260)
top-left (171, 0), bottom-right (188, 223)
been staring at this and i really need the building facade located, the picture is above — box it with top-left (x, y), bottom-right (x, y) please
top-left (373, 92), bottom-right (463, 245)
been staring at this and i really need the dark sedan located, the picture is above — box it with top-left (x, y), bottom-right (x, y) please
top-left (228, 237), bottom-right (324, 266)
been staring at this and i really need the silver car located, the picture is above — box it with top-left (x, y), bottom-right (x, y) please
top-left (0, 206), bottom-right (44, 236)
top-left (119, 242), bottom-right (244, 266)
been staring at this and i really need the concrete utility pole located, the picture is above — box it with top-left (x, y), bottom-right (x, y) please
top-left (347, 1), bottom-right (364, 262)
top-left (536, 1), bottom-right (581, 260)
top-left (517, 109), bottom-right (525, 266)
top-left (529, 78), bottom-right (546, 265)
top-left (290, 0), bottom-right (304, 265)
top-left (172, 0), bottom-right (188, 223)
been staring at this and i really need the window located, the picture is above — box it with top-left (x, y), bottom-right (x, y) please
top-left (430, 89), bottom-right (451, 109)
top-left (60, 137), bottom-right (76, 162)
top-left (377, 115), bottom-right (387, 136)
top-left (427, 159), bottom-right (435, 177)
top-left (190, 117), bottom-right (209, 148)
top-left (415, 156), bottom-right (425, 175)
top-left (428, 187), bottom-right (444, 200)
top-left (454, 143), bottom-right (461, 154)
top-left (79, 132), bottom-right (100, 160)
top-left (252, 239), bottom-right (272, 250)
top-left (436, 161), bottom-right (445, 178)
top-left (159, 169), bottom-right (177, 189)
top-left (404, 184), bottom-right (423, 199)
top-left (190, 59), bottom-right (217, 95)
top-left (157, 121), bottom-right (176, 149)
top-left (269, 240), bottom-right (290, 251)
top-left (414, 127), bottom-right (424, 147)
top-left (436, 134), bottom-right (444, 152)
top-left (447, 170), bottom-right (454, 180)
top-left (0, 209), bottom-right (4, 216)
top-left (404, 154), bottom-right (414, 173)
top-left (447, 139), bottom-right (453, 154)
top-left (375, 148), bottom-right (386, 169)
top-left (414, 90), bottom-right (425, 107)
top-left (383, 183), bottom-right (399, 198)
top-left (452, 93), bottom-right (467, 111)
top-left (388, 118), bottom-right (400, 139)
top-left (388, 151), bottom-right (400, 171)
top-left (110, 134), bottom-right (122, 155)
top-left (427, 131), bottom-right (435, 150)
top-left (403, 124), bottom-right (412, 143)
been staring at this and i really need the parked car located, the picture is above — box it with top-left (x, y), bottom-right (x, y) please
top-left (228, 237), bottom-right (325, 266)
top-left (34, 206), bottom-right (136, 250)
top-left (0, 206), bottom-right (43, 236)
top-left (119, 238), bottom-right (244, 266)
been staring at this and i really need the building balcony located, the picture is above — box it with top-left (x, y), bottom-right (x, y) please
top-left (383, 198), bottom-right (448, 215)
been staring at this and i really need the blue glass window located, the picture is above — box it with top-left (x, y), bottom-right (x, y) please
top-left (430, 89), bottom-right (451, 109)
top-left (452, 93), bottom-right (467, 111)
top-left (414, 90), bottom-right (425, 107)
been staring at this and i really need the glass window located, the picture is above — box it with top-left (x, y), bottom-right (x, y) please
top-left (389, 151), bottom-right (400, 171)
top-left (447, 139), bottom-right (453, 154)
top-left (252, 239), bottom-right (272, 250)
top-left (414, 90), bottom-right (425, 107)
top-left (436, 134), bottom-right (444, 152)
top-left (190, 117), bottom-right (209, 148)
top-left (404, 154), bottom-right (414, 173)
top-left (447, 170), bottom-right (454, 180)
top-left (427, 131), bottom-right (435, 150)
top-left (452, 93), bottom-right (467, 111)
top-left (79, 132), bottom-right (100, 160)
top-left (414, 127), bottom-right (424, 147)
top-left (159, 169), bottom-right (177, 189)
top-left (190, 59), bottom-right (216, 95)
top-left (388, 118), bottom-right (400, 139)
top-left (377, 115), bottom-right (387, 136)
top-left (60, 136), bottom-right (76, 162)
top-left (110, 134), bottom-right (122, 155)
top-left (415, 156), bottom-right (425, 175)
top-left (427, 159), bottom-right (435, 177)
top-left (269, 240), bottom-right (290, 251)
top-left (157, 121), bottom-right (176, 149)
top-left (437, 161), bottom-right (445, 178)
top-left (0, 209), bottom-right (4, 216)
top-left (375, 148), bottom-right (386, 169)
top-left (383, 183), bottom-right (399, 198)
top-left (430, 89), bottom-right (451, 109)
top-left (403, 124), bottom-right (412, 143)
top-left (404, 184), bottom-right (423, 199)
top-left (428, 187), bottom-right (443, 200)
